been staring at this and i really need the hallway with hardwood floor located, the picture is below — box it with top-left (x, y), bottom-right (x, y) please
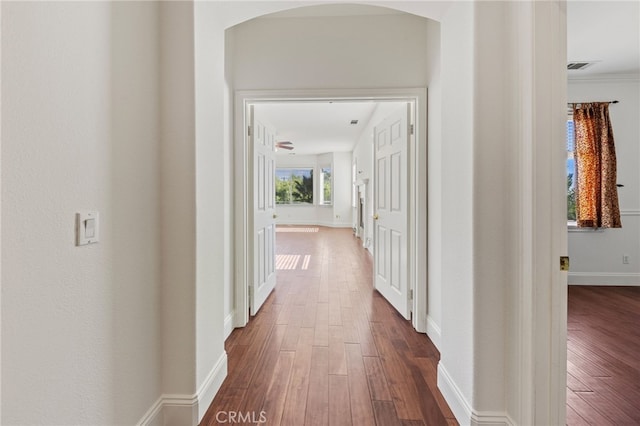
top-left (201, 226), bottom-right (457, 425)
top-left (566, 286), bottom-right (640, 425)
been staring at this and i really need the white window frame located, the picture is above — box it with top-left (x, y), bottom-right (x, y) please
top-left (275, 167), bottom-right (314, 205)
top-left (319, 164), bottom-right (333, 206)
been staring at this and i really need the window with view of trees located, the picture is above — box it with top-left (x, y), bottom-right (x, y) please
top-left (320, 166), bottom-right (332, 205)
top-left (276, 168), bottom-right (313, 204)
top-left (567, 117), bottom-right (576, 222)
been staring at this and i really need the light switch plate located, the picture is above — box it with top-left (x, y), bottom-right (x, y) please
top-left (76, 211), bottom-right (99, 246)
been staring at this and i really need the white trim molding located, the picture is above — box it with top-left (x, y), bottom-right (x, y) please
top-left (234, 88), bottom-right (427, 330)
top-left (470, 412), bottom-right (516, 426)
top-left (136, 397), bottom-right (164, 426)
top-left (137, 353), bottom-right (227, 426)
top-left (197, 353), bottom-right (228, 421)
top-left (568, 73), bottom-right (640, 83)
top-left (224, 311), bottom-right (234, 339)
top-left (438, 363), bottom-right (515, 426)
top-left (426, 315), bottom-right (442, 350)
top-left (438, 363), bottom-right (472, 425)
top-left (275, 220), bottom-right (352, 228)
top-left (569, 272), bottom-right (640, 286)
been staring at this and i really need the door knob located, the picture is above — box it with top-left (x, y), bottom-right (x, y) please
top-left (273, 214), bottom-right (278, 219)
top-left (373, 213), bottom-right (379, 220)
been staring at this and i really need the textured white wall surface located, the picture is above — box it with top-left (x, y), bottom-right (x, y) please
top-left (425, 19), bottom-right (443, 348)
top-left (568, 79), bottom-right (640, 285)
top-left (332, 152), bottom-right (353, 224)
top-left (1, 1), bottom-right (570, 425)
top-left (437, 2), bottom-right (476, 415)
top-left (2, 2), bottom-right (162, 424)
top-left (230, 13), bottom-right (431, 91)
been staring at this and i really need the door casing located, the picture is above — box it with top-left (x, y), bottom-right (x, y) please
top-left (233, 88), bottom-right (428, 333)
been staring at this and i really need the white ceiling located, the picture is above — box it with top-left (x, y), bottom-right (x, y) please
top-left (567, 0), bottom-right (640, 78)
top-left (256, 2), bottom-right (639, 156)
top-left (255, 101), bottom-right (405, 156)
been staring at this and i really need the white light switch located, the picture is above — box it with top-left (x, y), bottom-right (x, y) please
top-left (76, 211), bottom-right (99, 246)
top-left (85, 219), bottom-right (95, 238)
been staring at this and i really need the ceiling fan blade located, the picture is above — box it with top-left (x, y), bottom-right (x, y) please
top-left (277, 145), bottom-right (294, 150)
top-left (276, 141), bottom-right (292, 145)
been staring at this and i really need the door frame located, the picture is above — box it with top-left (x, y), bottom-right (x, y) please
top-left (233, 88), bottom-right (428, 332)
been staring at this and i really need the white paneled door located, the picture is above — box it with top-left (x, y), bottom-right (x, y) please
top-left (250, 107), bottom-right (277, 315)
top-left (373, 104), bottom-right (410, 319)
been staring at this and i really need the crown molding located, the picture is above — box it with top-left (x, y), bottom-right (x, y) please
top-left (569, 73), bottom-right (640, 83)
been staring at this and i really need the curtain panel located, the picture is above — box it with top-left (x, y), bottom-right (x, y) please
top-left (572, 102), bottom-right (622, 228)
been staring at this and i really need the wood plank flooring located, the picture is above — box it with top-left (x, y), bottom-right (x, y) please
top-left (566, 285), bottom-right (640, 425)
top-left (201, 226), bottom-right (457, 426)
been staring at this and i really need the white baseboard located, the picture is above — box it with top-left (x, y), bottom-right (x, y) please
top-left (137, 352), bottom-right (228, 426)
top-left (197, 352), bottom-right (228, 421)
top-left (568, 272), bottom-right (640, 286)
top-left (137, 397), bottom-right (164, 426)
top-left (137, 394), bottom-right (197, 426)
top-left (162, 395), bottom-right (198, 426)
top-left (276, 220), bottom-right (352, 228)
top-left (426, 315), bottom-right (441, 350)
top-left (470, 411), bottom-right (515, 426)
top-left (437, 363), bottom-right (514, 426)
top-left (224, 311), bottom-right (234, 339)
top-left (437, 363), bottom-right (472, 425)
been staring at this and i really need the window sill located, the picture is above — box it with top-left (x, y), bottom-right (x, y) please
top-left (568, 222), bottom-right (604, 232)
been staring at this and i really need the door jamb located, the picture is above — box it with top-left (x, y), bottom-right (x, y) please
top-left (233, 88), bottom-right (428, 332)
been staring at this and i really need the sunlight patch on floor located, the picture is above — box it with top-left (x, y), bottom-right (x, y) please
top-left (276, 254), bottom-right (300, 270)
top-left (276, 227), bottom-right (319, 233)
top-left (276, 254), bottom-right (312, 270)
top-left (301, 255), bottom-right (311, 270)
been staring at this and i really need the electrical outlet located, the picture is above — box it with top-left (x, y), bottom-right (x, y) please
top-left (623, 254), bottom-right (630, 264)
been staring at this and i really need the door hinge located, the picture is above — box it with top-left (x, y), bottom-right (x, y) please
top-left (248, 126), bottom-right (252, 136)
top-left (410, 124), bottom-right (414, 135)
top-left (560, 256), bottom-right (570, 271)
top-left (409, 289), bottom-right (414, 300)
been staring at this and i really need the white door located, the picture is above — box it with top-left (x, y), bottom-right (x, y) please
top-left (250, 107), bottom-right (277, 315)
top-left (373, 104), bottom-right (410, 319)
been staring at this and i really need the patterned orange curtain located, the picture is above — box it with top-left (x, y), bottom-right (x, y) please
top-left (572, 102), bottom-right (621, 228)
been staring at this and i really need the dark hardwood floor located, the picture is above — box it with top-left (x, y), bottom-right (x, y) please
top-left (202, 226), bottom-right (457, 426)
top-left (567, 285), bottom-right (640, 425)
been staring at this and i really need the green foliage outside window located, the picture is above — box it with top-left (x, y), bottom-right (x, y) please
top-left (321, 166), bottom-right (332, 205)
top-left (276, 168), bottom-right (313, 204)
top-left (567, 173), bottom-right (576, 221)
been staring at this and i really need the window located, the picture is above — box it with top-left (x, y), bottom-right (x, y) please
top-left (275, 168), bottom-right (313, 205)
top-left (566, 116), bottom-right (576, 222)
top-left (320, 165), bottom-right (332, 205)
top-left (568, 102), bottom-right (621, 228)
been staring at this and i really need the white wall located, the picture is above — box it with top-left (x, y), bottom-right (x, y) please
top-left (568, 78), bottom-right (640, 286)
top-left (2, 2), bottom-right (162, 424)
top-left (275, 152), bottom-right (352, 227)
top-left (332, 152), bottom-right (353, 223)
top-left (200, 3), bottom-right (569, 425)
top-left (159, 1), bottom-right (197, 402)
top-left (193, 2), bottom-right (230, 421)
top-left (230, 13), bottom-right (431, 91)
top-left (436, 2), bottom-right (476, 419)
top-left (1, 2), bottom-right (570, 425)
